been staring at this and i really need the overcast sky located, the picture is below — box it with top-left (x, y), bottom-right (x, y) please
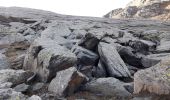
top-left (0, 0), bottom-right (131, 17)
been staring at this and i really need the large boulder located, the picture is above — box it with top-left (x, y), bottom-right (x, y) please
top-left (84, 78), bottom-right (132, 98)
top-left (23, 38), bottom-right (77, 82)
top-left (134, 56), bottom-right (170, 95)
top-left (48, 67), bottom-right (87, 97)
top-left (78, 33), bottom-right (99, 51)
top-left (72, 46), bottom-right (99, 66)
top-left (98, 42), bottom-right (131, 78)
top-left (0, 69), bottom-right (33, 86)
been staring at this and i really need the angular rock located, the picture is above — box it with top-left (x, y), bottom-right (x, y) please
top-left (134, 56), bottom-right (170, 95)
top-left (84, 78), bottom-right (132, 98)
top-left (48, 67), bottom-right (87, 97)
top-left (41, 23), bottom-right (71, 38)
top-left (31, 83), bottom-right (44, 92)
top-left (0, 69), bottom-right (33, 86)
top-left (10, 54), bottom-right (25, 69)
top-left (98, 42), bottom-right (131, 78)
top-left (23, 38), bottom-right (77, 82)
top-left (78, 33), bottom-right (99, 51)
top-left (117, 45), bottom-right (143, 67)
top-left (67, 29), bottom-right (86, 39)
top-left (72, 46), bottom-right (99, 66)
top-left (78, 65), bottom-right (93, 79)
top-left (0, 88), bottom-right (27, 100)
top-left (14, 83), bottom-right (30, 93)
top-left (92, 60), bottom-right (107, 78)
top-left (156, 40), bottom-right (170, 53)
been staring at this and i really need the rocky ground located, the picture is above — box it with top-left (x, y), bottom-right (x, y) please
top-left (104, 0), bottom-right (170, 21)
top-left (1, 7), bottom-right (170, 100)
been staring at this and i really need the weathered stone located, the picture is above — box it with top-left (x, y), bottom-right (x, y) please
top-left (23, 38), bottom-right (77, 82)
top-left (10, 54), bottom-right (25, 69)
top-left (48, 67), bottom-right (87, 97)
top-left (134, 56), bottom-right (170, 95)
top-left (0, 88), bottom-right (27, 100)
top-left (0, 69), bottom-right (33, 86)
top-left (92, 60), bottom-right (107, 78)
top-left (31, 83), bottom-right (44, 92)
top-left (84, 78), bottom-right (132, 98)
top-left (98, 42), bottom-right (131, 78)
top-left (41, 23), bottom-right (71, 38)
top-left (78, 33), bottom-right (99, 51)
top-left (14, 83), bottom-right (30, 93)
top-left (72, 46), bottom-right (99, 66)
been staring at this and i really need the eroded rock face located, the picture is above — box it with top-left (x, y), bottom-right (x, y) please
top-left (104, 0), bottom-right (170, 21)
top-left (98, 42), bottom-right (131, 78)
top-left (48, 67), bottom-right (87, 97)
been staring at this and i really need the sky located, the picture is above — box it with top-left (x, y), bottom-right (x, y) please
top-left (0, 0), bottom-right (132, 17)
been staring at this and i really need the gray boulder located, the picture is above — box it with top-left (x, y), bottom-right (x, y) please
top-left (72, 46), bottom-right (99, 66)
top-left (24, 38), bottom-right (77, 82)
top-left (14, 83), bottom-right (30, 93)
top-left (0, 88), bottom-right (27, 100)
top-left (92, 60), bottom-right (107, 78)
top-left (48, 67), bottom-right (87, 97)
top-left (78, 33), bottom-right (99, 51)
top-left (84, 78), bottom-right (132, 98)
top-left (98, 42), bottom-right (131, 78)
top-left (0, 69), bottom-right (33, 86)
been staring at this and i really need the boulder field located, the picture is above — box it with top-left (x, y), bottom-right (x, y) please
top-left (1, 7), bottom-right (170, 100)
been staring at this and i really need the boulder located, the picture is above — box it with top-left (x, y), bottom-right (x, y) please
top-left (41, 23), bottom-right (71, 38)
top-left (78, 33), bottom-right (99, 51)
top-left (72, 46), bottom-right (99, 66)
top-left (84, 78), bottom-right (132, 98)
top-left (98, 42), bottom-right (131, 78)
top-left (0, 88), bottom-right (27, 100)
top-left (92, 60), bottom-right (107, 78)
top-left (30, 83), bottom-right (44, 92)
top-left (0, 69), bottom-right (33, 86)
top-left (23, 38), bottom-right (77, 82)
top-left (134, 56), bottom-right (170, 95)
top-left (10, 54), bottom-right (25, 69)
top-left (48, 67), bottom-right (87, 97)
top-left (14, 83), bottom-right (30, 93)
top-left (156, 40), bottom-right (170, 53)
top-left (117, 45), bottom-right (143, 67)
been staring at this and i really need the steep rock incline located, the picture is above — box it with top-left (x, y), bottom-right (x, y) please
top-left (0, 7), bottom-right (170, 100)
top-left (104, 0), bottom-right (170, 21)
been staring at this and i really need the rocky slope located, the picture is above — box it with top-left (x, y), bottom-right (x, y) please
top-left (104, 0), bottom-right (170, 21)
top-left (1, 7), bottom-right (170, 100)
